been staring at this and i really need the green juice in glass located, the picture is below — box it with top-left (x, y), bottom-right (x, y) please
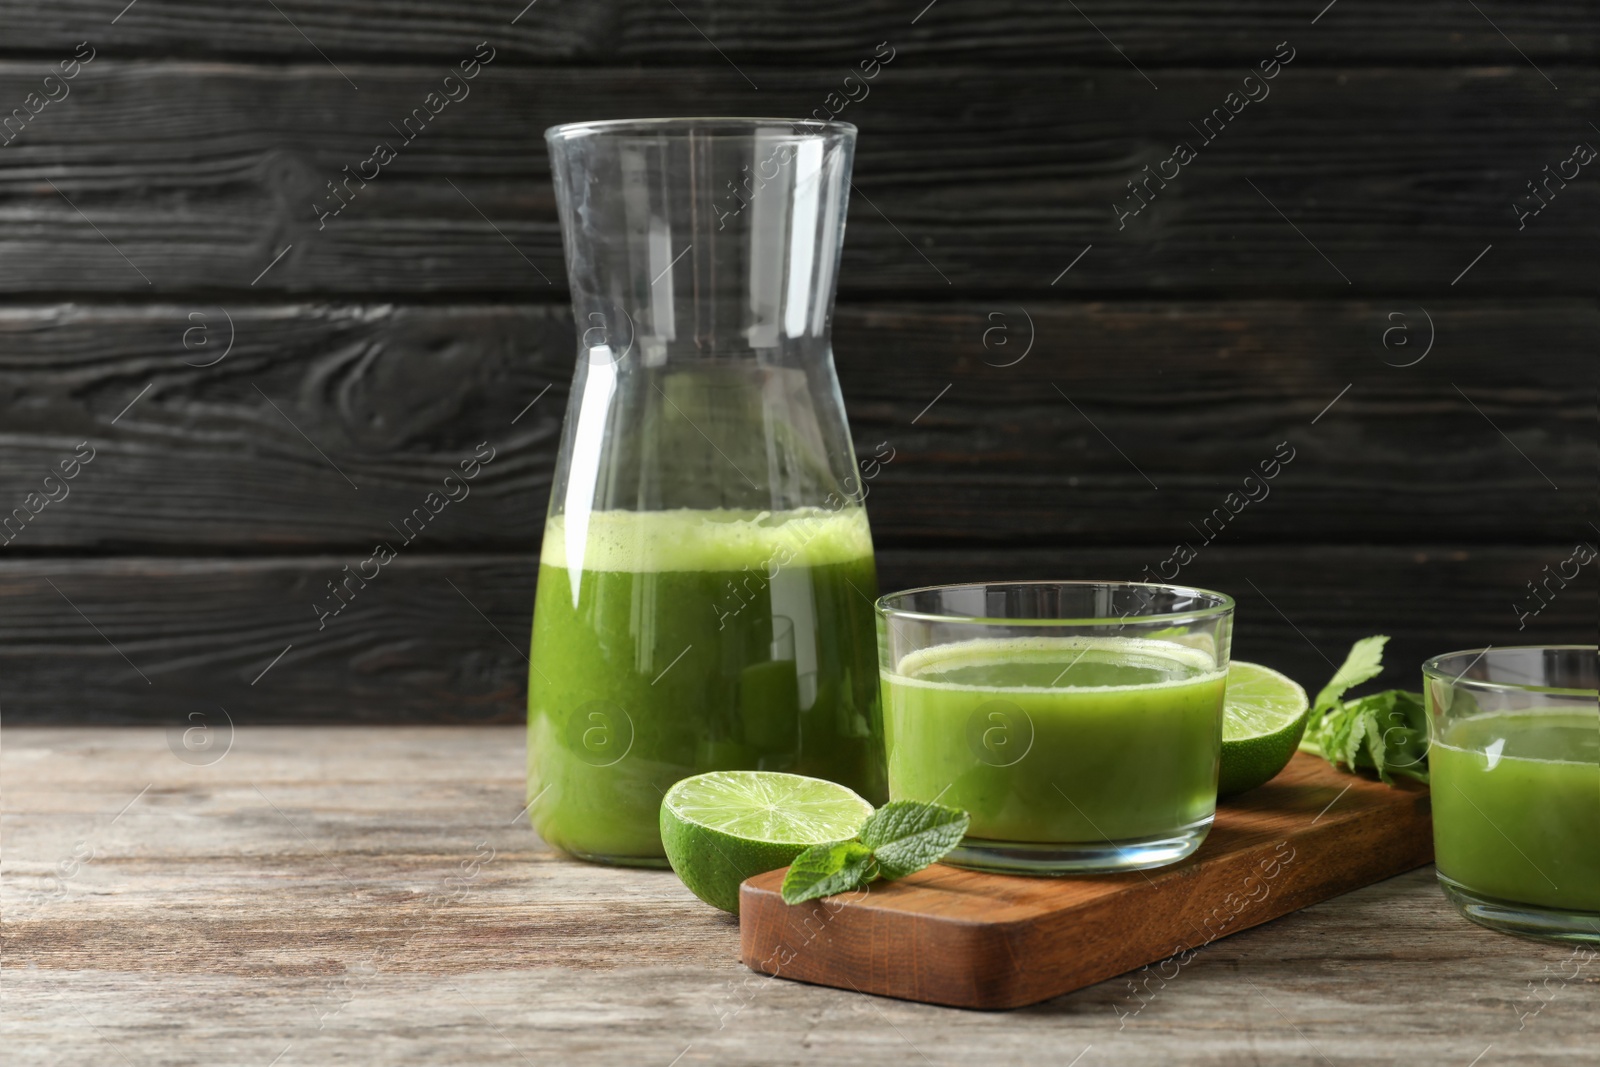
top-left (883, 637), bottom-right (1225, 846)
top-left (1431, 711), bottom-right (1600, 913)
top-left (527, 506), bottom-right (883, 865)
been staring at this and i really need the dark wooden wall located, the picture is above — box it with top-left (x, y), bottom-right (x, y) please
top-left (1, 1), bottom-right (1594, 723)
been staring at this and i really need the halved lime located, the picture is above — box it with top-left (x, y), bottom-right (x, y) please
top-left (660, 771), bottom-right (874, 914)
top-left (1219, 661), bottom-right (1311, 798)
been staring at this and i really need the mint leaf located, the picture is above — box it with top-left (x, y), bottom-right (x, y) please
top-left (1312, 635), bottom-right (1389, 716)
top-left (780, 840), bottom-right (876, 905)
top-left (778, 801), bottom-right (972, 905)
top-left (857, 801), bottom-right (970, 880)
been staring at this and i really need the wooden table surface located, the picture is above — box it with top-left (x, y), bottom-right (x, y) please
top-left (5, 727), bottom-right (1596, 1066)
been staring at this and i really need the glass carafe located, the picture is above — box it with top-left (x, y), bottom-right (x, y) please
top-left (528, 118), bottom-right (883, 866)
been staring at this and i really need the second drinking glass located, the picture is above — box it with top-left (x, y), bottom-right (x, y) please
top-left (878, 581), bottom-right (1234, 874)
top-left (1425, 645), bottom-right (1599, 942)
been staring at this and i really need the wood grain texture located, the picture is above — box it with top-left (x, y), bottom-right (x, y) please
top-left (5, 727), bottom-right (1596, 1065)
top-left (4, 0), bottom-right (1595, 64)
top-left (1, 65), bottom-right (1593, 295)
top-left (0, 545), bottom-right (1590, 724)
top-left (740, 754), bottom-right (1434, 1009)
top-left (0, 303), bottom-right (563, 550)
top-left (0, 301), bottom-right (1590, 550)
top-left (840, 301), bottom-right (1595, 546)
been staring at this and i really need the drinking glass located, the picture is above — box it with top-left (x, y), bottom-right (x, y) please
top-left (527, 119), bottom-right (883, 867)
top-left (1424, 645), bottom-right (1599, 942)
top-left (877, 581), bottom-right (1234, 874)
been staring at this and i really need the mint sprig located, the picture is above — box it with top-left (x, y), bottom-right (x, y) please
top-left (779, 800), bottom-right (969, 905)
top-left (1299, 635), bottom-right (1430, 785)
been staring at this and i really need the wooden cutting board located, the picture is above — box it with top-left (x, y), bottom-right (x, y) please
top-left (739, 753), bottom-right (1433, 1009)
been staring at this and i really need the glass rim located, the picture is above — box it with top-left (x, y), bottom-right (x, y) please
top-left (875, 580), bottom-right (1235, 627)
top-left (545, 117), bottom-right (857, 142)
top-left (1421, 644), bottom-right (1599, 697)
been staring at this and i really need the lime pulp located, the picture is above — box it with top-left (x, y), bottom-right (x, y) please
top-left (660, 771), bottom-right (873, 914)
top-left (1219, 661), bottom-right (1311, 798)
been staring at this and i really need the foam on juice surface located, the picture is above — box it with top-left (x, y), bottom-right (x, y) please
top-left (540, 506), bottom-right (874, 573)
top-left (888, 636), bottom-right (1223, 693)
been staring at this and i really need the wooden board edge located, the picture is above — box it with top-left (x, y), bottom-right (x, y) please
top-left (739, 785), bottom-right (1435, 1010)
top-left (984, 790), bottom-right (1436, 1008)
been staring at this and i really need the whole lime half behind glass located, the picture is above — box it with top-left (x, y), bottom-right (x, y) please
top-left (660, 770), bottom-right (874, 914)
top-left (1219, 661), bottom-right (1311, 798)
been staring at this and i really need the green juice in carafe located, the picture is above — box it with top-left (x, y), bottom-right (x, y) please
top-left (527, 506), bottom-right (883, 864)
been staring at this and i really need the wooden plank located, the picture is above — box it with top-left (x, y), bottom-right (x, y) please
top-left (740, 754), bottom-right (1434, 1009)
top-left (0, 303), bottom-right (564, 550)
top-left (5, 0), bottom-right (1592, 64)
top-left (5, 726), bottom-right (1595, 1065)
top-left (1, 65), bottom-right (1593, 295)
top-left (839, 300), bottom-right (1596, 546)
top-left (0, 301), bottom-right (1590, 550)
top-left (0, 545), bottom-right (1589, 723)
top-left (0, 554), bottom-right (540, 725)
